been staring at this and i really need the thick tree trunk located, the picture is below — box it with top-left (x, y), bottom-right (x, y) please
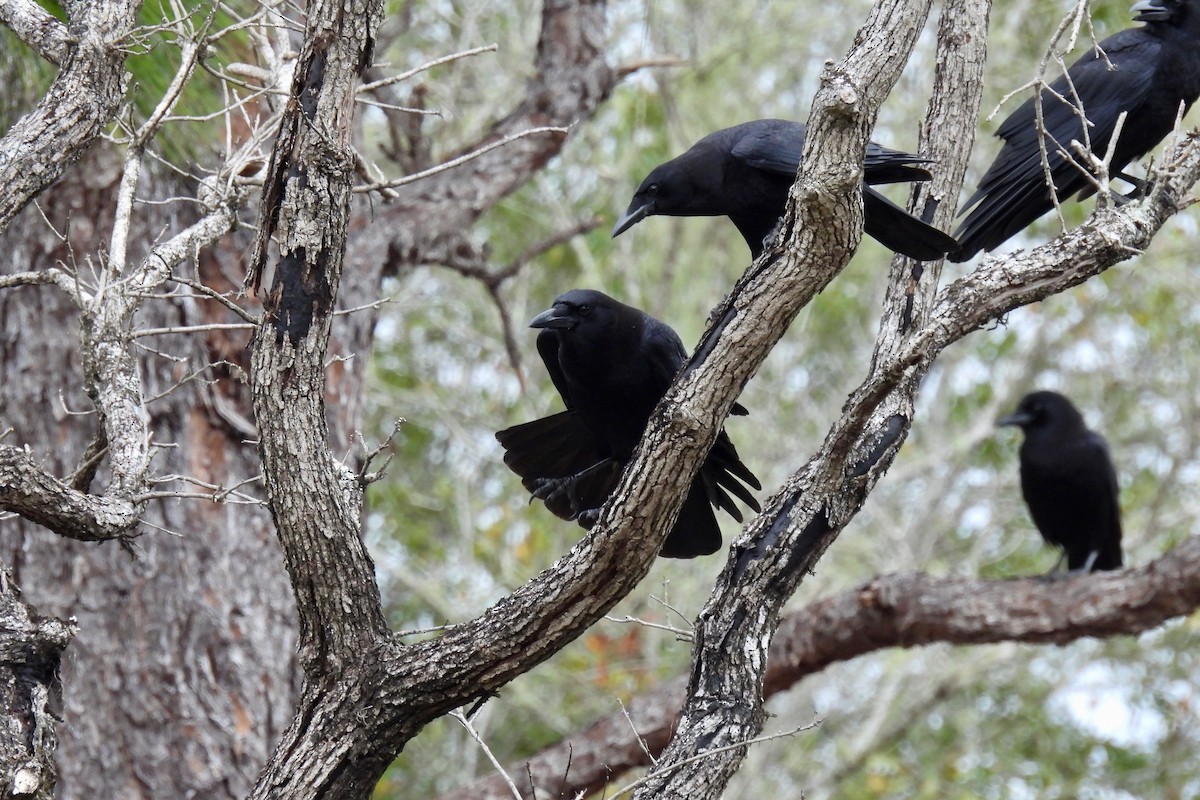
top-left (1, 0), bottom-right (617, 794)
top-left (0, 148), bottom-right (307, 798)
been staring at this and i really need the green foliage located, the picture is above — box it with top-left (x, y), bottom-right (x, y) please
top-left (352, 0), bottom-right (1200, 797)
top-left (0, 32), bottom-right (57, 130)
top-left (4, 3), bottom-right (260, 165)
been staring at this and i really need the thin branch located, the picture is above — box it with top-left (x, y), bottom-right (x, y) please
top-left (439, 537), bottom-right (1200, 800)
top-left (131, 323), bottom-right (257, 339)
top-left (618, 699), bottom-right (658, 767)
top-left (144, 360), bottom-right (242, 404)
top-left (334, 294), bottom-right (400, 317)
top-left (356, 127), bottom-right (569, 192)
top-left (603, 616), bottom-right (693, 640)
top-left (357, 44), bottom-right (499, 95)
top-left (0, 269), bottom-right (79, 300)
top-left (132, 31), bottom-right (210, 148)
top-left (450, 710), bottom-right (523, 800)
top-left (486, 283), bottom-right (525, 385)
top-left (608, 720), bottom-right (822, 799)
top-left (166, 276), bottom-right (260, 323)
top-left (615, 56), bottom-right (688, 79)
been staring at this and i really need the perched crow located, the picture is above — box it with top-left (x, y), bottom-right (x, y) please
top-left (496, 289), bottom-right (761, 558)
top-left (951, 0), bottom-right (1200, 261)
top-left (997, 391), bottom-right (1123, 572)
top-left (612, 119), bottom-right (959, 260)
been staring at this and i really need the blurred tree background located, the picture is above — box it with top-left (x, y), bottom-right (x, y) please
top-left (362, 0), bottom-right (1200, 797)
top-left (4, 0), bottom-right (1198, 797)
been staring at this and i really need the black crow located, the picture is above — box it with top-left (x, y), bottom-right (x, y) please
top-left (612, 119), bottom-right (959, 260)
top-left (952, 0), bottom-right (1200, 261)
top-left (997, 391), bottom-right (1123, 572)
top-left (496, 289), bottom-right (761, 558)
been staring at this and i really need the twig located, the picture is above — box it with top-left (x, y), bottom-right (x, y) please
top-left (1071, 110), bottom-right (1128, 205)
top-left (133, 341), bottom-right (188, 363)
top-left (606, 719), bottom-right (823, 798)
top-left (141, 472), bottom-right (264, 505)
top-left (134, 491), bottom-right (265, 505)
top-left (333, 294), bottom-right (400, 316)
top-left (356, 126), bottom-right (569, 192)
top-left (495, 216), bottom-right (603, 283)
top-left (136, 518), bottom-right (185, 538)
top-left (130, 322), bottom-right (256, 339)
top-left (144, 360), bottom-right (240, 405)
top-left (617, 699), bottom-right (657, 766)
top-left (649, 589), bottom-right (695, 632)
top-left (603, 615), bottom-right (693, 639)
top-left (357, 44), bottom-right (499, 95)
top-left (166, 276), bottom-right (260, 323)
top-left (356, 97), bottom-right (442, 115)
top-left (615, 56), bottom-right (688, 79)
top-left (357, 420), bottom-right (405, 487)
top-left (486, 283), bottom-right (525, 387)
top-left (450, 709), bottom-right (523, 800)
top-left (395, 623), bottom-right (457, 638)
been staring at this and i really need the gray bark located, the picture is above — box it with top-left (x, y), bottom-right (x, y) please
top-left (0, 142), bottom-right (300, 798)
top-left (4, 0), bottom-right (1200, 798)
top-left (0, 0), bottom-right (70, 65)
top-left (627, 0), bottom-right (1200, 793)
top-left (441, 535), bottom-right (1200, 800)
top-left (0, 1), bottom-right (140, 228)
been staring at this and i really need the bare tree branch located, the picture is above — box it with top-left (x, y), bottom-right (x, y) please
top-left (617, 0), bottom-right (1195, 795)
top-left (442, 536), bottom-right (1200, 800)
top-left (0, 0), bottom-right (70, 66)
top-left (0, 43), bottom-right (259, 541)
top-left (0, 446), bottom-right (141, 541)
top-left (627, 0), bottom-right (947, 790)
top-left (355, 0), bottom-right (617, 275)
top-left (0, 269), bottom-right (78, 297)
top-left (356, 126), bottom-right (570, 193)
top-left (0, 0), bottom-right (141, 229)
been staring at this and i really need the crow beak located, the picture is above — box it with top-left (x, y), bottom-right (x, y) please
top-left (1131, 0), bottom-right (1171, 22)
top-left (611, 201), bottom-right (652, 238)
top-left (529, 305), bottom-right (575, 330)
top-left (996, 411), bottom-right (1033, 428)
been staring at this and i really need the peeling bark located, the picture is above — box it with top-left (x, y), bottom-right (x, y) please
top-left (0, 565), bottom-right (73, 800)
top-left (4, 0), bottom-right (1199, 797)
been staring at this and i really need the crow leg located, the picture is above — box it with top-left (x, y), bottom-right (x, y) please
top-left (1038, 550), bottom-right (1069, 581)
top-left (1071, 550), bottom-right (1100, 574)
top-left (1113, 171), bottom-right (1153, 203)
top-left (529, 459), bottom-right (615, 517)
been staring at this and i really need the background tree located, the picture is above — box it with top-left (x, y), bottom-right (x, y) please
top-left (1, 0), bottom-right (1199, 799)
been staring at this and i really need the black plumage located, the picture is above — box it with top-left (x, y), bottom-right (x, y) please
top-left (612, 119), bottom-right (958, 260)
top-left (952, 0), bottom-right (1200, 261)
top-left (997, 391), bottom-right (1123, 572)
top-left (496, 289), bottom-right (761, 558)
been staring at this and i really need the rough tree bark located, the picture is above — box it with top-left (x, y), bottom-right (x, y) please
top-left (0, 1), bottom-right (139, 227)
top-left (624, 0), bottom-right (1200, 792)
top-left (443, 535), bottom-right (1200, 799)
top-left (246, 0), bottom-right (1200, 796)
top-left (4, 0), bottom-right (1200, 798)
top-left (0, 1), bottom-right (619, 798)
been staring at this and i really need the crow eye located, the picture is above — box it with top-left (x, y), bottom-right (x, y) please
top-left (577, 304), bottom-right (592, 316)
top-left (646, 183), bottom-right (660, 196)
